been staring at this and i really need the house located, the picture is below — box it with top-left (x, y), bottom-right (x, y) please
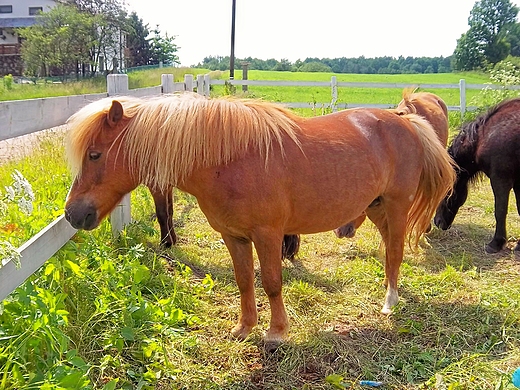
top-left (0, 0), bottom-right (58, 76)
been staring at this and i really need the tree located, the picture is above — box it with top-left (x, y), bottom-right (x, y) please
top-left (68, 0), bottom-right (128, 74)
top-left (452, 31), bottom-right (487, 71)
top-left (149, 27), bottom-right (179, 66)
top-left (453, 0), bottom-right (519, 70)
top-left (125, 12), bottom-right (151, 68)
top-left (18, 4), bottom-right (95, 77)
top-left (502, 22), bottom-right (520, 56)
top-left (298, 61), bottom-right (332, 72)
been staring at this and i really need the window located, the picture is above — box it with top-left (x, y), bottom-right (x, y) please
top-left (0, 5), bottom-right (13, 13)
top-left (29, 7), bottom-right (43, 15)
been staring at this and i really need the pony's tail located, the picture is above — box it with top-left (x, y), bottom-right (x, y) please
top-left (282, 234), bottom-right (300, 261)
top-left (404, 114), bottom-right (456, 247)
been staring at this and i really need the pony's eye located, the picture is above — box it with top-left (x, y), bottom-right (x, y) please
top-left (89, 151), bottom-right (101, 161)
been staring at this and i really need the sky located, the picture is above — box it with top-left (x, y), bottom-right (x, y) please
top-left (124, 0), bottom-right (519, 67)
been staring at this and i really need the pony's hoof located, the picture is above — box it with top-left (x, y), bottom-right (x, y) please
top-left (231, 324), bottom-right (254, 341)
top-left (381, 305), bottom-right (393, 315)
top-left (263, 339), bottom-right (283, 353)
top-left (485, 243), bottom-right (503, 254)
top-left (264, 327), bottom-right (288, 346)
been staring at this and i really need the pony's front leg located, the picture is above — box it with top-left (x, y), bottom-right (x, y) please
top-left (253, 230), bottom-right (289, 343)
top-left (221, 234), bottom-right (257, 340)
top-left (488, 177), bottom-right (512, 253)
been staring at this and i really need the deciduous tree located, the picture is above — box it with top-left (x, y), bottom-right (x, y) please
top-left (453, 0), bottom-right (519, 70)
top-left (18, 4), bottom-right (95, 77)
top-left (125, 12), bottom-right (151, 68)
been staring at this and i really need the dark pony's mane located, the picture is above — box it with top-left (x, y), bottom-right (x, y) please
top-left (452, 98), bottom-right (520, 156)
top-left (450, 97), bottom-right (520, 183)
top-left (66, 93), bottom-right (303, 191)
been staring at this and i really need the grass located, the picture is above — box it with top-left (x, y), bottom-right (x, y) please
top-left (0, 67), bottom-right (207, 102)
top-left (0, 70), bottom-right (519, 389)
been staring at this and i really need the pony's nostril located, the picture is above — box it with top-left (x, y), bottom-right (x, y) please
top-left (83, 212), bottom-right (97, 230)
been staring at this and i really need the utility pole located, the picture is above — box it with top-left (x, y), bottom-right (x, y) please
top-left (230, 0), bottom-right (236, 80)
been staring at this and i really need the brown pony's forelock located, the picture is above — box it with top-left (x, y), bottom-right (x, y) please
top-left (67, 93), bottom-right (302, 191)
top-left (66, 97), bottom-right (111, 177)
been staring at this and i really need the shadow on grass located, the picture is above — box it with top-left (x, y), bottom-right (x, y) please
top-left (216, 290), bottom-right (518, 389)
top-left (422, 222), bottom-right (519, 272)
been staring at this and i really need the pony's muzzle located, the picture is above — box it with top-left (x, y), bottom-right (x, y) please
top-left (65, 201), bottom-right (99, 230)
top-left (433, 214), bottom-right (451, 231)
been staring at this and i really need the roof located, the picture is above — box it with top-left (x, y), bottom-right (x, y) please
top-left (0, 17), bottom-right (37, 28)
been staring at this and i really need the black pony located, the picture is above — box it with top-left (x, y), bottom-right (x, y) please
top-left (434, 97), bottom-right (520, 253)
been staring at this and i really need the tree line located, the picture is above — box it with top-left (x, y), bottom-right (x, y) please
top-left (195, 55), bottom-right (453, 74)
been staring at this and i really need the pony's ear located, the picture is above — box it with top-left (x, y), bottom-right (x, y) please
top-left (107, 100), bottom-right (124, 128)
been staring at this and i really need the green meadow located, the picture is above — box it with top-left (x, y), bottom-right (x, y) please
top-left (0, 69), bottom-right (519, 390)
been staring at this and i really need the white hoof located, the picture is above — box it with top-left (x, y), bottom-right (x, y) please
top-left (381, 288), bottom-right (399, 314)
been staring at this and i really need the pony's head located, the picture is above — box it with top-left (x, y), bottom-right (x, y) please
top-left (433, 119), bottom-right (482, 231)
top-left (433, 164), bottom-right (472, 230)
top-left (65, 98), bottom-right (138, 230)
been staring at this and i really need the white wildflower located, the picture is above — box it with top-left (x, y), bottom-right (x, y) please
top-left (12, 170), bottom-right (34, 201)
top-left (17, 197), bottom-right (33, 216)
top-left (4, 186), bottom-right (15, 202)
top-left (0, 240), bottom-right (21, 269)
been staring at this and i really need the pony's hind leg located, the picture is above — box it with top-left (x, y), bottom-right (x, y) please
top-left (221, 234), bottom-right (258, 340)
top-left (366, 200), bottom-right (408, 314)
top-left (252, 229), bottom-right (289, 344)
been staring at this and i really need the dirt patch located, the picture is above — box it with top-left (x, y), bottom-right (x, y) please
top-left (0, 125), bottom-right (67, 164)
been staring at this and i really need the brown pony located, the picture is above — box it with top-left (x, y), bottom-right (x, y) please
top-left (334, 89), bottom-right (450, 239)
top-left (64, 93), bottom-right (454, 343)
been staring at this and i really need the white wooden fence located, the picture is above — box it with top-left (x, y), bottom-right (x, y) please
top-left (0, 74), bottom-right (504, 301)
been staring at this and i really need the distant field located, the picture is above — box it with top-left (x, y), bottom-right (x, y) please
top-left (209, 70), bottom-right (491, 110)
top-left (1, 68), bottom-right (491, 108)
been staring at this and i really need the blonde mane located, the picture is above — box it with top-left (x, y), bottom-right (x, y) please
top-left (392, 87), bottom-right (419, 115)
top-left (66, 92), bottom-right (302, 191)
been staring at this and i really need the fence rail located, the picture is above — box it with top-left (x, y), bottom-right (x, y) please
top-left (0, 74), bottom-right (508, 301)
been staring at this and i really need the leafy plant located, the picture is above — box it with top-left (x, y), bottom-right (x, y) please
top-left (3, 74), bottom-right (13, 91)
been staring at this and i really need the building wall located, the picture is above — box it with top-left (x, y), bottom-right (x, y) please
top-left (0, 0), bottom-right (57, 75)
top-left (0, 0), bottom-right (56, 18)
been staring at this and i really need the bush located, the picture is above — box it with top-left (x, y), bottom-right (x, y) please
top-left (3, 74), bottom-right (13, 90)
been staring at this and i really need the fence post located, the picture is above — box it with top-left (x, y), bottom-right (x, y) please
top-left (106, 74), bottom-right (131, 235)
top-left (204, 74), bottom-right (211, 97)
top-left (242, 62), bottom-right (250, 92)
top-left (459, 79), bottom-right (466, 118)
top-left (184, 74), bottom-right (193, 92)
top-left (196, 74), bottom-right (204, 95)
top-left (331, 76), bottom-right (338, 112)
top-left (107, 73), bottom-right (129, 95)
top-left (161, 74), bottom-right (174, 94)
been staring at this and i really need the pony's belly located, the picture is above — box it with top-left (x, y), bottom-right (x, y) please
top-left (284, 201), bottom-right (371, 235)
